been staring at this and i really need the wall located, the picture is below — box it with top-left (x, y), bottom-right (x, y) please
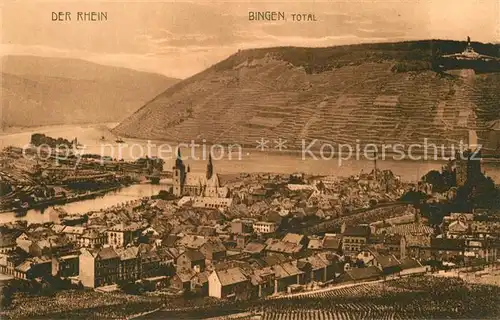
top-left (79, 252), bottom-right (95, 288)
top-left (208, 271), bottom-right (222, 298)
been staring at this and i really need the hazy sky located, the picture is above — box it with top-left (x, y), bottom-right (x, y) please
top-left (2, 0), bottom-right (499, 78)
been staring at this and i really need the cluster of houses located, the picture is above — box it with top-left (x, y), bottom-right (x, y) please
top-left (1, 168), bottom-right (499, 300)
top-left (224, 170), bottom-right (407, 216)
top-left (4, 209), bottom-right (486, 300)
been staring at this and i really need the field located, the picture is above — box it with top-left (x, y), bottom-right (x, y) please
top-left (148, 276), bottom-right (500, 319)
top-left (256, 276), bottom-right (500, 320)
top-left (0, 290), bottom-right (163, 319)
top-left (3, 276), bottom-right (499, 319)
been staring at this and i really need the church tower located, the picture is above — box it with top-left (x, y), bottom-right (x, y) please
top-left (173, 147), bottom-right (186, 196)
top-left (206, 153), bottom-right (213, 180)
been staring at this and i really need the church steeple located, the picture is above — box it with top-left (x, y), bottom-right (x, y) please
top-left (206, 153), bottom-right (213, 180)
top-left (175, 146), bottom-right (184, 170)
top-left (173, 146), bottom-right (186, 196)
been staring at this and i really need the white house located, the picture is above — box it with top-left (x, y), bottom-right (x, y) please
top-left (208, 267), bottom-right (250, 299)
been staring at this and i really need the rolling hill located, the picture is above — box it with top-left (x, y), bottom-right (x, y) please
top-left (1, 55), bottom-right (179, 128)
top-left (113, 40), bottom-right (500, 154)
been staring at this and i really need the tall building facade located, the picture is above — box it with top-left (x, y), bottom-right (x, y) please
top-left (455, 149), bottom-right (482, 187)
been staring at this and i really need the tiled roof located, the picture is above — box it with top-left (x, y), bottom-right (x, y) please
top-left (177, 235), bottom-right (207, 249)
top-left (345, 266), bottom-right (381, 280)
top-left (97, 247), bottom-right (119, 260)
top-left (376, 223), bottom-right (433, 236)
top-left (399, 257), bottom-right (422, 270)
top-left (307, 239), bottom-right (323, 250)
top-left (282, 233), bottom-right (304, 245)
top-left (322, 234), bottom-right (341, 250)
top-left (373, 252), bottom-right (400, 269)
top-left (162, 234), bottom-right (179, 247)
top-left (177, 269), bottom-right (196, 282)
top-left (431, 238), bottom-right (465, 250)
top-left (202, 238), bottom-right (226, 253)
top-left (35, 240), bottom-right (51, 249)
top-left (183, 249), bottom-right (205, 261)
top-left (216, 267), bottom-right (248, 286)
top-left (0, 233), bottom-right (17, 248)
top-left (15, 260), bottom-right (32, 273)
top-left (262, 254), bottom-right (288, 266)
top-left (405, 234), bottom-right (431, 247)
top-left (343, 225), bottom-right (371, 237)
top-left (117, 246), bottom-right (139, 260)
top-left (273, 262), bottom-right (303, 278)
top-left (299, 255), bottom-right (329, 270)
top-left (251, 267), bottom-right (275, 285)
top-left (195, 270), bottom-right (210, 284)
top-left (109, 222), bottom-right (141, 232)
top-left (59, 254), bottom-right (79, 260)
top-left (82, 229), bottom-right (103, 239)
top-left (51, 225), bottom-right (66, 234)
top-left (62, 226), bottom-right (85, 235)
top-left (266, 239), bottom-right (303, 254)
top-left (244, 242), bottom-right (266, 254)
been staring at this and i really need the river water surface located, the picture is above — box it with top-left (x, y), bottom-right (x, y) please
top-left (1, 124), bottom-right (499, 224)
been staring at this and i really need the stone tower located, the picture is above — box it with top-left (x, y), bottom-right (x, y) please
top-left (173, 147), bottom-right (186, 196)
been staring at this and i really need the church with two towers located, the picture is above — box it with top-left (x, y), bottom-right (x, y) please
top-left (172, 149), bottom-right (228, 198)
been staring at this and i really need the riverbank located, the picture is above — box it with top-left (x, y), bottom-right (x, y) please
top-left (0, 122), bottom-right (118, 136)
top-left (0, 185), bottom-right (125, 214)
top-left (0, 183), bottom-right (166, 225)
top-left (4, 123), bottom-right (500, 183)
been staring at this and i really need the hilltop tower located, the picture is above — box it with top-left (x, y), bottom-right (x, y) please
top-left (455, 149), bottom-right (482, 187)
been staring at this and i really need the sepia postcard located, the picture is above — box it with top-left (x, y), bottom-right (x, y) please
top-left (1, 0), bottom-right (500, 319)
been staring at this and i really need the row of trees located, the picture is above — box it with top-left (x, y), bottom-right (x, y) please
top-left (401, 165), bottom-right (499, 225)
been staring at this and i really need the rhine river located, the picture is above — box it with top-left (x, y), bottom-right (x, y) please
top-left (1, 123), bottom-right (500, 224)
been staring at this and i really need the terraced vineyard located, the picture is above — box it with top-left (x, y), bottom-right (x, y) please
top-left (254, 277), bottom-right (500, 320)
top-left (114, 41), bottom-right (500, 155)
top-left (154, 276), bottom-right (500, 320)
top-left (262, 309), bottom-right (402, 320)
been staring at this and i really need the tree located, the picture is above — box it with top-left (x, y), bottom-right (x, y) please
top-left (1, 286), bottom-right (13, 309)
top-left (117, 280), bottom-right (143, 295)
top-left (76, 281), bottom-right (84, 290)
top-left (158, 264), bottom-right (176, 277)
top-left (422, 170), bottom-right (448, 193)
top-left (400, 190), bottom-right (428, 204)
top-left (354, 259), bottom-right (365, 268)
top-left (156, 190), bottom-right (175, 200)
top-left (468, 177), bottom-right (498, 208)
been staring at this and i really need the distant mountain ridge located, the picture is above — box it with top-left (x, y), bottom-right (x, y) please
top-left (1, 55), bottom-right (179, 128)
top-left (113, 40), bottom-right (500, 152)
